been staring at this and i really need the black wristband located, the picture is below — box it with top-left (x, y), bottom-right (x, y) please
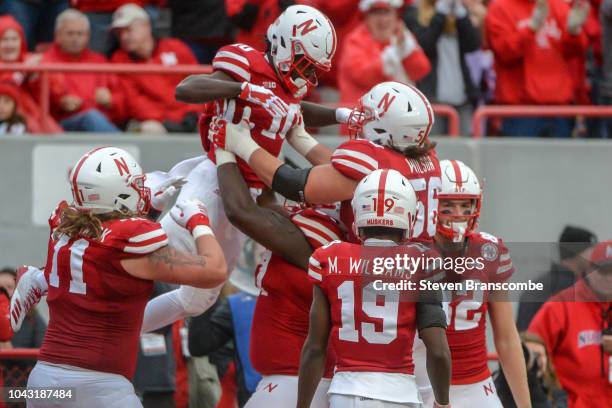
top-left (271, 164), bottom-right (312, 202)
top-left (416, 301), bottom-right (447, 331)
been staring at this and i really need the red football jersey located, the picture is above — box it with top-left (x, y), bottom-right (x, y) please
top-left (250, 208), bottom-right (344, 378)
top-left (331, 140), bottom-right (441, 242)
top-left (442, 232), bottom-right (514, 384)
top-left (207, 43), bottom-right (303, 188)
top-left (38, 202), bottom-right (168, 379)
top-left (308, 240), bottom-right (432, 375)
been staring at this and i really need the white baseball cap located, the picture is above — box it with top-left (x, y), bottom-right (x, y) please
top-left (359, 0), bottom-right (403, 12)
top-left (111, 3), bottom-right (150, 29)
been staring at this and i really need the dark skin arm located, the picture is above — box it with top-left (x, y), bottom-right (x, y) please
top-left (175, 71), bottom-right (242, 104)
top-left (300, 101), bottom-right (339, 127)
top-left (176, 70), bottom-right (342, 127)
top-left (419, 327), bottom-right (451, 405)
top-left (297, 286), bottom-right (330, 408)
top-left (217, 162), bottom-right (313, 270)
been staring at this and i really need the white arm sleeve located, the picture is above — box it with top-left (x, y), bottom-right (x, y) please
top-left (141, 284), bottom-right (223, 333)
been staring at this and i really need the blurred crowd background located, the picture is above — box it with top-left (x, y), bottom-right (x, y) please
top-left (0, 0), bottom-right (609, 137)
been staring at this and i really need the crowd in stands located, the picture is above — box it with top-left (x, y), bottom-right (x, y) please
top-left (0, 0), bottom-right (610, 137)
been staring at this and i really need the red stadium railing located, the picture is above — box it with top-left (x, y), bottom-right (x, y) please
top-left (0, 63), bottom-right (462, 136)
top-left (472, 105), bottom-right (612, 138)
top-left (0, 63), bottom-right (212, 133)
top-left (431, 104), bottom-right (460, 138)
top-left (0, 348), bottom-right (40, 406)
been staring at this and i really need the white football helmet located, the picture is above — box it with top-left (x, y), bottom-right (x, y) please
top-left (349, 81), bottom-right (434, 149)
top-left (351, 169), bottom-right (418, 240)
top-left (437, 160), bottom-right (482, 242)
top-left (69, 147), bottom-right (150, 215)
top-left (268, 5), bottom-right (336, 97)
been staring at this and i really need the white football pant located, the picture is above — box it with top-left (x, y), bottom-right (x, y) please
top-left (449, 377), bottom-right (503, 408)
top-left (142, 156), bottom-right (248, 333)
top-left (27, 362), bottom-right (142, 408)
top-left (245, 375), bottom-right (330, 408)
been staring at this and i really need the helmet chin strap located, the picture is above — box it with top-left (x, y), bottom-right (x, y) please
top-left (450, 221), bottom-right (468, 243)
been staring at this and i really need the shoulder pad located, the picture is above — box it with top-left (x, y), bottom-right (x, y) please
top-left (291, 208), bottom-right (344, 249)
top-left (212, 43), bottom-right (259, 82)
top-left (331, 139), bottom-right (381, 180)
top-left (102, 218), bottom-right (168, 255)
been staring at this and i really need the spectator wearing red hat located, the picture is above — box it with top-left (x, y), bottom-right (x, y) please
top-left (485, 0), bottom-right (589, 137)
top-left (338, 0), bottom-right (430, 131)
top-left (526, 240), bottom-right (612, 408)
top-left (0, 81), bottom-right (26, 135)
top-left (39, 9), bottom-right (122, 132)
top-left (110, 3), bottom-right (200, 134)
top-left (0, 15), bottom-right (62, 133)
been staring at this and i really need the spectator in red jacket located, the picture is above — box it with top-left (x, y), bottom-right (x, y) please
top-left (0, 268), bottom-right (15, 348)
top-left (0, 81), bottom-right (27, 135)
top-left (338, 0), bottom-right (430, 128)
top-left (0, 15), bottom-right (62, 133)
top-left (110, 3), bottom-right (200, 134)
top-left (40, 9), bottom-right (122, 132)
top-left (302, 0), bottom-right (361, 88)
top-left (526, 240), bottom-right (612, 408)
top-left (485, 0), bottom-right (589, 137)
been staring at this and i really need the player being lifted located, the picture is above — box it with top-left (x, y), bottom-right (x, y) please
top-left (215, 146), bottom-right (345, 407)
top-left (213, 81), bottom-right (441, 243)
top-left (24, 147), bottom-right (225, 408)
top-left (297, 169), bottom-right (451, 408)
top-left (435, 160), bottom-right (530, 408)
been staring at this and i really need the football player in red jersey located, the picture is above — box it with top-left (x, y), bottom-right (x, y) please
top-left (297, 169), bottom-right (451, 408)
top-left (24, 147), bottom-right (226, 408)
top-left (215, 147), bottom-right (345, 408)
top-left (213, 81), bottom-right (441, 243)
top-left (434, 160), bottom-right (530, 408)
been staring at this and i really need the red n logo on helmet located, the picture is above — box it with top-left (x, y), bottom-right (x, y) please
top-left (377, 93), bottom-right (396, 114)
top-left (293, 19), bottom-right (318, 36)
top-left (114, 157), bottom-right (130, 176)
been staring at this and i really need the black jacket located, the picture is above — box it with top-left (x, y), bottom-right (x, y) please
top-left (168, 0), bottom-right (232, 41)
top-left (404, 7), bottom-right (481, 105)
top-left (189, 298), bottom-right (251, 407)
